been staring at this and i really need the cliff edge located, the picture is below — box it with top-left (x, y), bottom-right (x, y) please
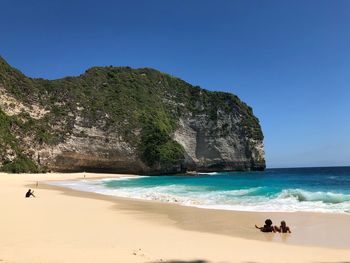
top-left (0, 56), bottom-right (265, 174)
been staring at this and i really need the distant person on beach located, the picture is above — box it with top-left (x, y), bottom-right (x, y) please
top-left (274, 220), bottom-right (291, 233)
top-left (25, 189), bottom-right (35, 198)
top-left (255, 219), bottom-right (276, 232)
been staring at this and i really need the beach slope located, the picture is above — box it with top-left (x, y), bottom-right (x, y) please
top-left (0, 173), bottom-right (349, 263)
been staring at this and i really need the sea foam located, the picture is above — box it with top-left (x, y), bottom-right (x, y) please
top-left (50, 180), bottom-right (350, 213)
top-left (50, 168), bottom-right (350, 214)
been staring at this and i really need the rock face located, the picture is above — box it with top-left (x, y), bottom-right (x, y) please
top-left (0, 56), bottom-right (265, 174)
top-left (174, 116), bottom-right (265, 172)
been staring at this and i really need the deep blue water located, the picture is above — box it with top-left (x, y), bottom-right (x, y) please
top-left (54, 167), bottom-right (350, 213)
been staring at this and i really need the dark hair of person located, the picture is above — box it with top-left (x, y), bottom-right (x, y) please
top-left (265, 219), bottom-right (273, 226)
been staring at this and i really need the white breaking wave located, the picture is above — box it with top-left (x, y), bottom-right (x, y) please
top-left (49, 179), bottom-right (350, 214)
top-left (278, 189), bottom-right (350, 204)
top-left (197, 172), bottom-right (219, 175)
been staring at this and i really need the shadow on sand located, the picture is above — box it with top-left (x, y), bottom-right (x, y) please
top-left (150, 261), bottom-right (209, 263)
top-left (151, 262), bottom-right (350, 263)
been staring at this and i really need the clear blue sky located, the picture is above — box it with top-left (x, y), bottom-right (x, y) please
top-left (1, 0), bottom-right (349, 168)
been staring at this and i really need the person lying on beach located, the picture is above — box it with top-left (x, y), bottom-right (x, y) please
top-left (25, 189), bottom-right (35, 198)
top-left (274, 221), bottom-right (291, 233)
top-left (255, 219), bottom-right (276, 232)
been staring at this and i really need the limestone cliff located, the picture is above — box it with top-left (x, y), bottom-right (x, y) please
top-left (0, 56), bottom-right (265, 174)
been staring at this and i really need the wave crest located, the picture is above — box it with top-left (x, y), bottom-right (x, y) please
top-left (278, 189), bottom-right (350, 204)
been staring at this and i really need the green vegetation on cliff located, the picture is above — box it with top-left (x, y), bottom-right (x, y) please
top-left (140, 112), bottom-right (184, 168)
top-left (0, 109), bottom-right (39, 173)
top-left (0, 56), bottom-right (264, 173)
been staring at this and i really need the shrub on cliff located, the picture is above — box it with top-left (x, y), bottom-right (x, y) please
top-left (2, 155), bottom-right (39, 173)
top-left (140, 112), bottom-right (184, 169)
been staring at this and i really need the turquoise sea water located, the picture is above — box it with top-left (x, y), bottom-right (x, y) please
top-left (53, 167), bottom-right (350, 213)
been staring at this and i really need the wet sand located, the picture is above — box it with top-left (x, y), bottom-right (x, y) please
top-left (1, 172), bottom-right (350, 263)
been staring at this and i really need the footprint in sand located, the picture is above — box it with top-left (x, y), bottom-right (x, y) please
top-left (132, 248), bottom-right (151, 260)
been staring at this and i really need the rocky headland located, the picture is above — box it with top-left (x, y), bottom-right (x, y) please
top-left (0, 56), bottom-right (265, 174)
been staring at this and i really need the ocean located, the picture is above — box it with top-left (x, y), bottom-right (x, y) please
top-left (52, 166), bottom-right (350, 213)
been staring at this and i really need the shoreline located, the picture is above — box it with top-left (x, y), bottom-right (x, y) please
top-left (42, 175), bottom-right (350, 249)
top-left (47, 173), bottom-right (350, 214)
top-left (1, 172), bottom-right (350, 263)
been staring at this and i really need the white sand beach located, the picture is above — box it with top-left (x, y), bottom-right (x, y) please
top-left (1, 172), bottom-right (350, 263)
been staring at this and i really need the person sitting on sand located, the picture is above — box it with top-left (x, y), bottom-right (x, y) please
top-left (25, 189), bottom-right (35, 198)
top-left (255, 219), bottom-right (276, 232)
top-left (274, 220), bottom-right (291, 233)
